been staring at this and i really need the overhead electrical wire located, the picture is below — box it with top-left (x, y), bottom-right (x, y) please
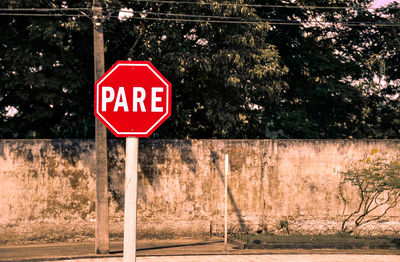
top-left (120, 10), bottom-right (400, 27)
top-left (0, 8), bottom-right (91, 11)
top-left (134, 0), bottom-right (400, 10)
top-left (0, 7), bottom-right (95, 20)
top-left (122, 16), bottom-right (400, 27)
top-left (1, 11), bottom-right (399, 27)
top-left (1, 1), bottom-right (400, 12)
top-left (0, 12), bottom-right (83, 17)
top-left (124, 16), bottom-right (400, 27)
top-left (129, 16), bottom-right (264, 24)
top-left (129, 9), bottom-right (257, 20)
top-left (0, 7), bottom-right (90, 17)
top-left (107, 8), bottom-right (400, 27)
top-left (1, 5), bottom-right (400, 27)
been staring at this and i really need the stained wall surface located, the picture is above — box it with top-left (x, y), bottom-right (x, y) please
top-left (0, 139), bottom-right (399, 231)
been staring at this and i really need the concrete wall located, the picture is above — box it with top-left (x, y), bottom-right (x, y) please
top-left (0, 139), bottom-right (399, 233)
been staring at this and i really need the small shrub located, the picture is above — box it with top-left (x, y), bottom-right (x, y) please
top-left (279, 220), bottom-right (290, 234)
top-left (339, 149), bottom-right (400, 234)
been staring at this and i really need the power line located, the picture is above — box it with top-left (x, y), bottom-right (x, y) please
top-left (0, 12), bottom-right (82, 17)
top-left (116, 10), bottom-right (400, 27)
top-left (1, 8), bottom-right (400, 27)
top-left (0, 8), bottom-right (91, 11)
top-left (0, 3), bottom-right (399, 21)
top-left (2, 11), bottom-right (400, 27)
top-left (129, 9), bottom-right (256, 21)
top-left (124, 9), bottom-right (400, 26)
top-left (1, 2), bottom-right (400, 12)
top-left (0, 7), bottom-right (90, 18)
top-left (134, 0), bottom-right (400, 10)
top-left (114, 13), bottom-right (400, 27)
top-left (124, 16), bottom-right (263, 24)
top-left (122, 16), bottom-right (400, 27)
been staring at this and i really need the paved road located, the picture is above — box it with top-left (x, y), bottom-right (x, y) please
top-left (1, 239), bottom-right (400, 262)
top-left (60, 254), bottom-right (400, 262)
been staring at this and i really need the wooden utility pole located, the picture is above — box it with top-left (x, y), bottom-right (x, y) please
top-left (8, 0), bottom-right (16, 9)
top-left (93, 0), bottom-right (109, 254)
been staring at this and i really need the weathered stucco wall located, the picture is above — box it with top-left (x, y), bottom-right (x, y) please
top-left (0, 140), bottom-right (96, 223)
top-left (0, 139), bottom-right (399, 234)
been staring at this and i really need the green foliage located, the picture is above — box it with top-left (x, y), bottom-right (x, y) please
top-left (279, 219), bottom-right (290, 234)
top-left (0, 0), bottom-right (399, 138)
top-left (339, 149), bottom-right (400, 234)
top-left (237, 233), bottom-right (399, 249)
top-left (0, 0), bottom-right (94, 138)
top-left (106, 0), bottom-right (287, 138)
top-left (255, 0), bottom-right (399, 139)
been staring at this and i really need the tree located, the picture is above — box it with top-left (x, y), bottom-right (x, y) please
top-left (339, 149), bottom-right (400, 234)
top-left (0, 0), bottom-right (398, 139)
top-left (360, 3), bottom-right (400, 138)
top-left (0, 0), bottom-right (95, 138)
top-left (105, 0), bottom-right (287, 138)
top-left (255, 0), bottom-right (399, 139)
top-left (1, 0), bottom-right (287, 139)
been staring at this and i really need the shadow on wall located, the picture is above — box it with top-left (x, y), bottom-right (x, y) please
top-left (178, 140), bottom-right (197, 174)
top-left (107, 139), bottom-right (201, 212)
top-left (210, 149), bottom-right (247, 232)
top-left (174, 139), bottom-right (248, 232)
top-left (106, 139), bottom-right (248, 233)
top-left (107, 139), bottom-right (128, 212)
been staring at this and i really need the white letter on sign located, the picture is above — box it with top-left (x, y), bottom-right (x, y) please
top-left (102, 86), bottom-right (115, 112)
top-left (151, 87), bottom-right (163, 112)
top-left (114, 87), bottom-right (128, 112)
top-left (133, 87), bottom-right (146, 112)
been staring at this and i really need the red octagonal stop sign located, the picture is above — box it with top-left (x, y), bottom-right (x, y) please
top-left (94, 61), bottom-right (171, 137)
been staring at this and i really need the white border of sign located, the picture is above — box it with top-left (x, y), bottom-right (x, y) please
top-left (96, 63), bottom-right (170, 136)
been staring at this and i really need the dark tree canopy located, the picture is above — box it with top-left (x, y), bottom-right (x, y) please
top-left (0, 0), bottom-right (399, 139)
top-left (0, 0), bottom-right (94, 138)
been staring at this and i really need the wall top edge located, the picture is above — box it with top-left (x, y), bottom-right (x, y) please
top-left (0, 138), bottom-right (399, 142)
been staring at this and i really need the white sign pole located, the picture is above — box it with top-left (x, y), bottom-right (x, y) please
top-left (124, 137), bottom-right (139, 262)
top-left (224, 153), bottom-right (228, 251)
